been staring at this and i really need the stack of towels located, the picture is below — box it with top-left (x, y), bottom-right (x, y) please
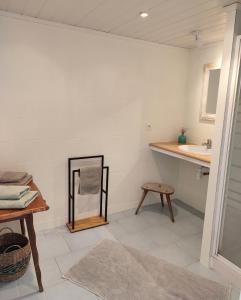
top-left (0, 186), bottom-right (38, 209)
top-left (0, 171), bottom-right (32, 185)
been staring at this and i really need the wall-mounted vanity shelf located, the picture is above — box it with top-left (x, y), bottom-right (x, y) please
top-left (150, 142), bottom-right (211, 168)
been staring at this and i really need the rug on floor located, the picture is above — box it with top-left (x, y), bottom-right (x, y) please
top-left (64, 239), bottom-right (230, 300)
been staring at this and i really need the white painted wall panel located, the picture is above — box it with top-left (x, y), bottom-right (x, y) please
top-left (176, 43), bottom-right (223, 213)
top-left (0, 15), bottom-right (188, 230)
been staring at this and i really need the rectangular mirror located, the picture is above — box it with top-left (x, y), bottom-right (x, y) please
top-left (200, 63), bottom-right (221, 122)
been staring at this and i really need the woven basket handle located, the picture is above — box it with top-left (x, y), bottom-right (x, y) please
top-left (3, 244), bottom-right (22, 254)
top-left (0, 227), bottom-right (14, 234)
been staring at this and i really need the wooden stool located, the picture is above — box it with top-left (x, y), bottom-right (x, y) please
top-left (135, 183), bottom-right (175, 222)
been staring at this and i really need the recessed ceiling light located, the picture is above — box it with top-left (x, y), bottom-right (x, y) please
top-left (140, 12), bottom-right (148, 18)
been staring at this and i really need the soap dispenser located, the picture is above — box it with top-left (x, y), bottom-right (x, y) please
top-left (178, 128), bottom-right (187, 144)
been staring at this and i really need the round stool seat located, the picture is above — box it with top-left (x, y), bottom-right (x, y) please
top-left (141, 182), bottom-right (174, 195)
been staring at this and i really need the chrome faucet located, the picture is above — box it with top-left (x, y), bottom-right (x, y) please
top-left (202, 139), bottom-right (212, 149)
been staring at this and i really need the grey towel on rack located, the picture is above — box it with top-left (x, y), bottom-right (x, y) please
top-left (0, 185), bottom-right (30, 200)
top-left (78, 166), bottom-right (102, 195)
top-left (0, 171), bottom-right (27, 183)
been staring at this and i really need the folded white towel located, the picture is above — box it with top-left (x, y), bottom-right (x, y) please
top-left (0, 185), bottom-right (30, 200)
top-left (0, 191), bottom-right (38, 209)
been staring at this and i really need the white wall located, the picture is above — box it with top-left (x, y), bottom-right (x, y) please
top-left (185, 43), bottom-right (223, 144)
top-left (176, 43), bottom-right (223, 212)
top-left (0, 14), bottom-right (189, 230)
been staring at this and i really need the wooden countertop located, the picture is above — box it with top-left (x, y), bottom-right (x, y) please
top-left (0, 181), bottom-right (49, 222)
top-left (149, 142), bottom-right (211, 166)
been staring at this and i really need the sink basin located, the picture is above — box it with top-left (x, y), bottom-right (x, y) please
top-left (178, 145), bottom-right (211, 156)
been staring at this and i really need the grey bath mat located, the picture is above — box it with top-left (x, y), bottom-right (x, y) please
top-left (64, 239), bottom-right (230, 300)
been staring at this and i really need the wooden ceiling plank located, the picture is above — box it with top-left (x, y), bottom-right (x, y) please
top-left (0, 0), bottom-right (226, 49)
top-left (77, 0), bottom-right (164, 31)
top-left (23, 0), bottom-right (47, 17)
top-left (162, 22), bottom-right (226, 44)
top-left (7, 0), bottom-right (28, 14)
top-left (37, 0), bottom-right (103, 24)
top-left (112, 2), bottom-right (222, 40)
top-left (157, 27), bottom-right (225, 48)
top-left (103, 0), bottom-right (168, 32)
top-left (112, 0), bottom-right (212, 37)
top-left (162, 24), bottom-right (226, 45)
top-left (137, 0), bottom-right (221, 38)
top-left (0, 0), bottom-right (10, 10)
top-left (57, 0), bottom-right (105, 26)
top-left (143, 8), bottom-right (225, 42)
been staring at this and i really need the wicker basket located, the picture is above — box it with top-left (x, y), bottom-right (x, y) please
top-left (0, 227), bottom-right (31, 282)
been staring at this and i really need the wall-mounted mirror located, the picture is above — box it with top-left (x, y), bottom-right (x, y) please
top-left (200, 63), bottom-right (221, 122)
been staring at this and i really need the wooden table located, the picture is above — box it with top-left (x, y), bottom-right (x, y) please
top-left (0, 181), bottom-right (49, 292)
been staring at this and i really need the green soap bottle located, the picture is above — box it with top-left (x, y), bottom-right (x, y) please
top-left (178, 128), bottom-right (187, 144)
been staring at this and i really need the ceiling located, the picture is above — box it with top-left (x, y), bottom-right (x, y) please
top-left (0, 0), bottom-right (227, 48)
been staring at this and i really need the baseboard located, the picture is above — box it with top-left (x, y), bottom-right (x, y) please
top-left (173, 198), bottom-right (205, 219)
top-left (34, 197), bottom-right (204, 232)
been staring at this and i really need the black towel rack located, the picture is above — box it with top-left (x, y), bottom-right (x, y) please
top-left (67, 155), bottom-right (109, 233)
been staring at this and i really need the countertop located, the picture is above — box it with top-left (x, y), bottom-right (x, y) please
top-left (149, 142), bottom-right (211, 166)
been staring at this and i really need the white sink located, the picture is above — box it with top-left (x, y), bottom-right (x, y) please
top-left (178, 145), bottom-right (211, 156)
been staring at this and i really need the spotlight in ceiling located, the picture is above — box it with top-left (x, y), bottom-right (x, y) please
top-left (140, 12), bottom-right (149, 18)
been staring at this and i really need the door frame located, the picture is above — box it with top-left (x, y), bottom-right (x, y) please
top-left (210, 35), bottom-right (241, 286)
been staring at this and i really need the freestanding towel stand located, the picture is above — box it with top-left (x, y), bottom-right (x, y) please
top-left (66, 155), bottom-right (109, 233)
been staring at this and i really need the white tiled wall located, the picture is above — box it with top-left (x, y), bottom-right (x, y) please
top-left (0, 14), bottom-right (189, 230)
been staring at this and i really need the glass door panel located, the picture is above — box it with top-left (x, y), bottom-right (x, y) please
top-left (218, 47), bottom-right (241, 267)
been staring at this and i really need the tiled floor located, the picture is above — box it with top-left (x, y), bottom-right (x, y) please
top-left (0, 202), bottom-right (239, 300)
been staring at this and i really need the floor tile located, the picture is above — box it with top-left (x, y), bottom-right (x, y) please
top-left (115, 214), bottom-right (151, 235)
top-left (176, 233), bottom-right (202, 259)
top-left (118, 231), bottom-right (157, 251)
top-left (230, 288), bottom-right (241, 300)
top-left (62, 226), bottom-right (114, 251)
top-left (142, 225), bottom-right (181, 246)
top-left (186, 262), bottom-right (228, 284)
top-left (105, 221), bottom-right (127, 240)
top-left (17, 290), bottom-right (47, 300)
top-left (17, 258), bottom-right (62, 297)
top-left (37, 233), bottom-right (70, 261)
top-left (163, 216), bottom-right (202, 238)
top-left (2, 203), bottom-right (236, 300)
top-left (44, 280), bottom-right (98, 300)
top-left (148, 243), bottom-right (198, 267)
top-left (0, 281), bottom-right (19, 300)
top-left (41, 225), bottom-right (69, 236)
top-left (108, 210), bottom-right (131, 222)
top-left (56, 246), bottom-right (94, 274)
top-left (189, 214), bottom-right (204, 229)
top-left (137, 210), bottom-right (170, 227)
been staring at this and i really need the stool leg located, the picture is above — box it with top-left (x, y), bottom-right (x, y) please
top-left (166, 194), bottom-right (175, 223)
top-left (20, 219), bottom-right (25, 235)
top-left (135, 190), bottom-right (148, 215)
top-left (160, 194), bottom-right (164, 208)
